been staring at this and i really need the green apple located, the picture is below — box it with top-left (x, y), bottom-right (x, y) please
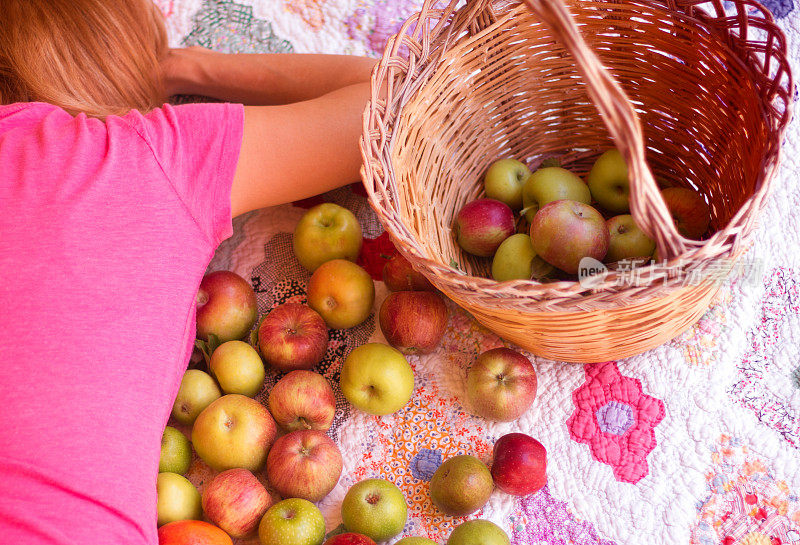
top-left (307, 259), bottom-right (375, 330)
top-left (429, 455), bottom-right (493, 516)
top-left (491, 233), bottom-right (554, 282)
top-left (171, 369), bottom-right (222, 426)
top-left (484, 158), bottom-right (531, 210)
top-left (396, 538), bottom-right (437, 545)
top-left (159, 426), bottom-right (192, 475)
top-left (209, 340), bottom-right (265, 397)
top-left (341, 479), bottom-right (407, 542)
top-left (447, 520), bottom-right (510, 545)
top-left (156, 472), bottom-right (202, 527)
top-left (293, 203), bottom-right (363, 272)
top-left (258, 498), bottom-right (325, 545)
top-left (587, 149), bottom-right (630, 213)
top-left (605, 215), bottom-right (656, 263)
top-left (521, 167), bottom-right (591, 222)
top-left (340, 343), bottom-right (414, 416)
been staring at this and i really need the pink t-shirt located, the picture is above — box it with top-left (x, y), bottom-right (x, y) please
top-left (0, 101), bottom-right (244, 544)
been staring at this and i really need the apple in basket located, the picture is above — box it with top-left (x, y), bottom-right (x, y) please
top-left (293, 202), bottom-right (363, 272)
top-left (265, 430), bottom-right (343, 502)
top-left (491, 432), bottom-right (547, 496)
top-left (202, 468), bottom-right (272, 538)
top-left (171, 369), bottom-right (221, 426)
top-left (661, 186), bottom-right (711, 239)
top-left (447, 520), bottom-right (510, 545)
top-left (307, 259), bottom-right (375, 329)
top-left (484, 158), bottom-right (531, 210)
top-left (530, 199), bottom-right (609, 274)
top-left (268, 370), bottom-right (336, 432)
top-left (341, 478), bottom-right (408, 542)
top-left (454, 198), bottom-right (516, 257)
top-left (158, 520), bottom-right (233, 545)
top-left (604, 214), bottom-right (656, 263)
top-left (466, 347), bottom-right (538, 422)
top-left (339, 343), bottom-right (414, 416)
top-left (587, 149), bottom-right (631, 214)
top-left (191, 394), bottom-right (277, 472)
top-left (382, 254), bottom-right (436, 292)
top-left (521, 166), bottom-right (591, 223)
top-left (209, 340), bottom-right (265, 397)
top-left (379, 291), bottom-right (448, 355)
top-left (259, 498), bottom-right (325, 545)
top-left (429, 455), bottom-right (493, 517)
top-left (258, 303), bottom-right (329, 371)
top-left (196, 270), bottom-right (258, 343)
top-left (491, 233), bottom-right (554, 281)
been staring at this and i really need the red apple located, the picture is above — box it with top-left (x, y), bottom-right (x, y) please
top-left (265, 430), bottom-right (343, 502)
top-left (661, 187), bottom-right (711, 239)
top-left (202, 469), bottom-right (272, 538)
top-left (268, 370), bottom-right (336, 432)
top-left (466, 347), bottom-right (537, 422)
top-left (530, 200), bottom-right (609, 274)
top-left (382, 254), bottom-right (436, 292)
top-left (379, 291), bottom-right (448, 355)
top-left (323, 533), bottom-right (377, 545)
top-left (158, 520), bottom-right (232, 545)
top-left (258, 303), bottom-right (328, 371)
top-left (454, 199), bottom-right (516, 257)
top-left (196, 271), bottom-right (258, 343)
top-left (491, 432), bottom-right (547, 496)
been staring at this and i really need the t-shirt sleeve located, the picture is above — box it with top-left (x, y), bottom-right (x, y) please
top-left (123, 102), bottom-right (245, 247)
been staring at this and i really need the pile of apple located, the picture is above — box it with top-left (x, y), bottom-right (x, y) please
top-left (456, 150), bottom-right (712, 280)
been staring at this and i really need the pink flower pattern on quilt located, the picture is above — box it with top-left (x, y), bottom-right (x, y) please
top-left (567, 361), bottom-right (665, 483)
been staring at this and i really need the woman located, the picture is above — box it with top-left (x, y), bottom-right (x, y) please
top-left (0, 1), bottom-right (378, 543)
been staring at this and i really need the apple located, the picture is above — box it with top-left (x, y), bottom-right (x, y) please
top-left (530, 200), bottom-right (609, 274)
top-left (429, 455), bottom-right (493, 517)
top-left (258, 303), bottom-right (329, 371)
top-left (191, 394), bottom-right (277, 472)
top-left (259, 498), bottom-right (325, 545)
top-left (159, 426), bottom-right (192, 475)
top-left (587, 149), bottom-right (630, 213)
top-left (382, 254), bottom-right (436, 292)
top-left (268, 370), bottom-right (335, 432)
top-left (265, 430), bottom-right (343, 502)
top-left (341, 478), bottom-right (408, 542)
top-left (340, 343), bottom-right (414, 416)
top-left (156, 472), bottom-right (202, 527)
top-left (484, 158), bottom-right (531, 210)
top-left (491, 432), bottom-right (547, 496)
top-left (466, 347), bottom-right (537, 422)
top-left (661, 186), bottom-right (711, 239)
top-left (454, 199), bottom-right (516, 257)
top-left (196, 270), bottom-right (258, 343)
top-left (201, 468), bottom-right (272, 538)
top-left (307, 259), bottom-right (375, 329)
top-left (446, 520), bottom-right (510, 545)
top-left (323, 533), bottom-right (377, 545)
top-left (521, 167), bottom-right (591, 223)
top-left (171, 370), bottom-right (222, 426)
top-left (158, 520), bottom-right (233, 545)
top-left (604, 215), bottom-right (656, 263)
top-left (209, 340), bottom-right (265, 397)
top-left (379, 291), bottom-right (448, 355)
top-left (491, 233), bottom-right (554, 282)
top-left (395, 538), bottom-right (437, 545)
top-left (293, 203), bottom-right (363, 272)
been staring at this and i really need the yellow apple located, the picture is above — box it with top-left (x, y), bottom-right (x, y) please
top-left (307, 259), bottom-right (375, 329)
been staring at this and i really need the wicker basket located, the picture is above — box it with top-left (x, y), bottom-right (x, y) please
top-left (360, 0), bottom-right (794, 362)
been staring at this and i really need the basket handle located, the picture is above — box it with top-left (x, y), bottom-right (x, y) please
top-left (483, 0), bottom-right (691, 259)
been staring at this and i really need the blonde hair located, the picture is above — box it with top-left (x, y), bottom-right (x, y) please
top-left (0, 0), bottom-right (168, 118)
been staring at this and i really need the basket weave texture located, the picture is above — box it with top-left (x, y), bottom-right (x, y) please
top-left (360, 0), bottom-right (794, 362)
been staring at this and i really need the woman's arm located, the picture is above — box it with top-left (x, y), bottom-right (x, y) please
top-left (164, 48), bottom-right (377, 105)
